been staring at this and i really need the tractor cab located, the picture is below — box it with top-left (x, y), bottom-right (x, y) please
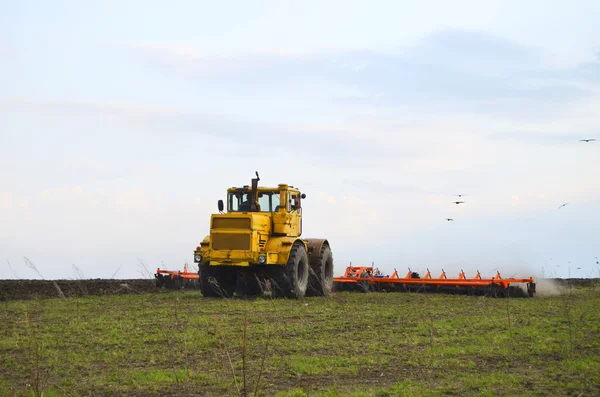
top-left (218, 172), bottom-right (305, 216)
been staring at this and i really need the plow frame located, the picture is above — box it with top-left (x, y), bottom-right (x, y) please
top-left (155, 265), bottom-right (199, 289)
top-left (333, 266), bottom-right (536, 297)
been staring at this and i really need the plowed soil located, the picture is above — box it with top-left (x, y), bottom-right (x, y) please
top-left (0, 279), bottom-right (158, 301)
top-left (553, 278), bottom-right (600, 288)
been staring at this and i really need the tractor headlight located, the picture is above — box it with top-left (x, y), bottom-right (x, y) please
top-left (258, 255), bottom-right (267, 264)
top-left (194, 254), bottom-right (202, 263)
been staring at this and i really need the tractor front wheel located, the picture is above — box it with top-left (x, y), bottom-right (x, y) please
top-left (270, 241), bottom-right (309, 299)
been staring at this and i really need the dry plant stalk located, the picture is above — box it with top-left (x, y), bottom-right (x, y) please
top-left (215, 314), bottom-right (240, 396)
top-left (242, 311), bottom-right (248, 397)
top-left (213, 311), bottom-right (272, 397)
top-left (24, 312), bottom-right (45, 397)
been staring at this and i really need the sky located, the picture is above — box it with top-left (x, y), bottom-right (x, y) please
top-left (1, 0), bottom-right (600, 280)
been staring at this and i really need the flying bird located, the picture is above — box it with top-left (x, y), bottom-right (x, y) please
top-left (453, 201), bottom-right (465, 205)
top-left (580, 139), bottom-right (596, 142)
top-left (446, 218), bottom-right (454, 221)
top-left (558, 203), bottom-right (569, 209)
top-left (454, 194), bottom-right (468, 197)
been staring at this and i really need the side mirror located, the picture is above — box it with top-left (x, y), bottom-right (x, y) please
top-left (301, 193), bottom-right (306, 199)
top-left (218, 199), bottom-right (224, 212)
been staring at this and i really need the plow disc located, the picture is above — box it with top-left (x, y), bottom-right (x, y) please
top-left (333, 266), bottom-right (536, 298)
top-left (155, 266), bottom-right (200, 290)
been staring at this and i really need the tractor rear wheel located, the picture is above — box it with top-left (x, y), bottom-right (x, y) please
top-left (199, 263), bottom-right (236, 298)
top-left (306, 243), bottom-right (334, 296)
top-left (270, 241), bottom-right (309, 298)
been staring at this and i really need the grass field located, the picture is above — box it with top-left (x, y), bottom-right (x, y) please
top-left (1, 283), bottom-right (599, 396)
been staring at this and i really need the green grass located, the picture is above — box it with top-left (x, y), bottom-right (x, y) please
top-left (1, 284), bottom-right (599, 396)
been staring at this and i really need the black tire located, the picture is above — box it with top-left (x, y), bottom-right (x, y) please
top-left (270, 241), bottom-right (309, 299)
top-left (154, 274), bottom-right (166, 288)
top-left (161, 275), bottom-right (182, 290)
top-left (199, 263), bottom-right (236, 298)
top-left (306, 244), bottom-right (334, 297)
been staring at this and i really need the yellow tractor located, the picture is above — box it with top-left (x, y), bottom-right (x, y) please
top-left (193, 172), bottom-right (334, 299)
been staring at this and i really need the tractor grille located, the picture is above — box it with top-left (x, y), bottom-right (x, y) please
top-left (212, 233), bottom-right (251, 250)
top-left (213, 218), bottom-right (251, 229)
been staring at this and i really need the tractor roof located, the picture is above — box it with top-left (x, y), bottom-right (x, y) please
top-left (227, 184), bottom-right (300, 193)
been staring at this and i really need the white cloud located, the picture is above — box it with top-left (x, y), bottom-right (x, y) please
top-left (0, 44), bottom-right (12, 55)
top-left (0, 192), bottom-right (13, 210)
top-left (130, 29), bottom-right (600, 111)
top-left (39, 189), bottom-right (51, 201)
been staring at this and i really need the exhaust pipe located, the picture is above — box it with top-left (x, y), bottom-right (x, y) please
top-left (250, 171), bottom-right (260, 212)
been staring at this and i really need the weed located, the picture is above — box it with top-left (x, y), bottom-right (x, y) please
top-left (24, 311), bottom-right (47, 397)
top-left (6, 259), bottom-right (18, 279)
top-left (110, 264), bottom-right (123, 279)
top-left (565, 287), bottom-right (574, 359)
top-left (24, 257), bottom-right (65, 300)
top-left (23, 257), bottom-right (44, 280)
top-left (136, 258), bottom-right (153, 279)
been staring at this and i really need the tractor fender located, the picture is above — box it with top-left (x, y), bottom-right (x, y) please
top-left (199, 235), bottom-right (210, 247)
top-left (303, 238), bottom-right (330, 265)
top-left (196, 235), bottom-right (211, 264)
top-left (196, 235), bottom-right (211, 253)
top-left (264, 236), bottom-right (306, 265)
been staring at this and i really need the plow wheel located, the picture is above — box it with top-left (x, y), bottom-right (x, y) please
top-left (157, 275), bottom-right (182, 290)
top-left (306, 243), bottom-right (334, 297)
top-left (199, 263), bottom-right (236, 298)
top-left (154, 274), bottom-right (167, 288)
top-left (270, 241), bottom-right (309, 299)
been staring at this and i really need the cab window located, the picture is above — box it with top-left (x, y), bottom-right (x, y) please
top-left (228, 191), bottom-right (281, 212)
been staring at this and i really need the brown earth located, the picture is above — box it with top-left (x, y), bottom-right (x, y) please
top-left (0, 279), bottom-right (160, 301)
top-left (552, 278), bottom-right (600, 288)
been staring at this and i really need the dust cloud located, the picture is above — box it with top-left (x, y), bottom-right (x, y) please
top-left (534, 278), bottom-right (566, 297)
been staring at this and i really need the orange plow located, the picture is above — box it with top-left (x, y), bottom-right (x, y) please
top-left (154, 265), bottom-right (200, 290)
top-left (333, 265), bottom-right (536, 297)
